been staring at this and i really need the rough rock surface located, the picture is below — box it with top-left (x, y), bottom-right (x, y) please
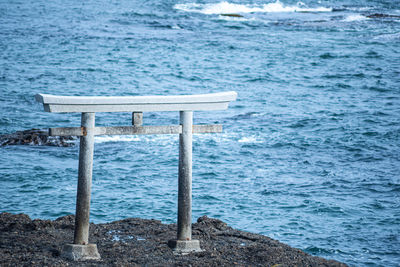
top-left (0, 129), bottom-right (77, 147)
top-left (365, 13), bottom-right (400, 18)
top-left (0, 212), bottom-right (348, 266)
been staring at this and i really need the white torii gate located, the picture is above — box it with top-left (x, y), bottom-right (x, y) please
top-left (35, 91), bottom-right (237, 260)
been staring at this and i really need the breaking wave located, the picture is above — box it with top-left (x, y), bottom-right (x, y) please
top-left (343, 14), bottom-right (368, 22)
top-left (174, 1), bottom-right (332, 15)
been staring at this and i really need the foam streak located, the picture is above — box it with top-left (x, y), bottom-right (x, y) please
top-left (174, 1), bottom-right (332, 15)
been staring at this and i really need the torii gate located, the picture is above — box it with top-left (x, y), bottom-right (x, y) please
top-left (35, 91), bottom-right (237, 260)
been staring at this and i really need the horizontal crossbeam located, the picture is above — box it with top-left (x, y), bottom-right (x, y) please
top-left (49, 124), bottom-right (222, 136)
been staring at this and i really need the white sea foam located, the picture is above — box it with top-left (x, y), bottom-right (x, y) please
top-left (94, 132), bottom-right (251, 145)
top-left (343, 14), bottom-right (368, 22)
top-left (94, 135), bottom-right (178, 144)
top-left (174, 1), bottom-right (332, 15)
top-left (238, 136), bottom-right (264, 143)
top-left (345, 6), bottom-right (373, 12)
top-left (95, 135), bottom-right (142, 143)
top-left (373, 32), bottom-right (400, 41)
top-left (94, 133), bottom-right (235, 145)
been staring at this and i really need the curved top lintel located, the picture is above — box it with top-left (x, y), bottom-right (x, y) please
top-left (35, 91), bottom-right (237, 113)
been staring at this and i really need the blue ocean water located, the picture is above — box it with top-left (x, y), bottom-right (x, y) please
top-left (1, 0), bottom-right (400, 265)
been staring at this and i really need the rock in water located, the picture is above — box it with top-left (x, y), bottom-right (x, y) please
top-left (220, 13), bottom-right (244, 18)
top-left (0, 129), bottom-right (77, 147)
top-left (366, 13), bottom-right (400, 19)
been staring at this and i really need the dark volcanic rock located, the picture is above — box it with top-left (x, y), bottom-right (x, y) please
top-left (0, 212), bottom-right (348, 267)
top-left (366, 13), bottom-right (400, 19)
top-left (0, 129), bottom-right (77, 147)
top-left (220, 13), bottom-right (244, 18)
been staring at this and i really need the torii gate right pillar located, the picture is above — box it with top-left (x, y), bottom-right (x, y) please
top-left (168, 111), bottom-right (202, 253)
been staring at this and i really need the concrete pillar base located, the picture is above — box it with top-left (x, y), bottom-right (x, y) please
top-left (61, 244), bottom-right (101, 261)
top-left (168, 239), bottom-right (203, 254)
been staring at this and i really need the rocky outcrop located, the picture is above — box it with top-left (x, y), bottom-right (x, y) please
top-left (0, 212), bottom-right (348, 267)
top-left (0, 129), bottom-right (77, 147)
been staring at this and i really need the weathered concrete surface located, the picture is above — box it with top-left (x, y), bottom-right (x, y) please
top-left (0, 129), bottom-right (77, 147)
top-left (168, 239), bottom-right (202, 254)
top-left (61, 244), bottom-right (100, 261)
top-left (0, 212), bottom-right (348, 267)
top-left (35, 91), bottom-right (237, 113)
top-left (177, 111), bottom-right (193, 241)
top-left (74, 113), bottom-right (96, 245)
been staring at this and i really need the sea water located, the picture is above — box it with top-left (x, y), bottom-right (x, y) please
top-left (1, 0), bottom-right (399, 266)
